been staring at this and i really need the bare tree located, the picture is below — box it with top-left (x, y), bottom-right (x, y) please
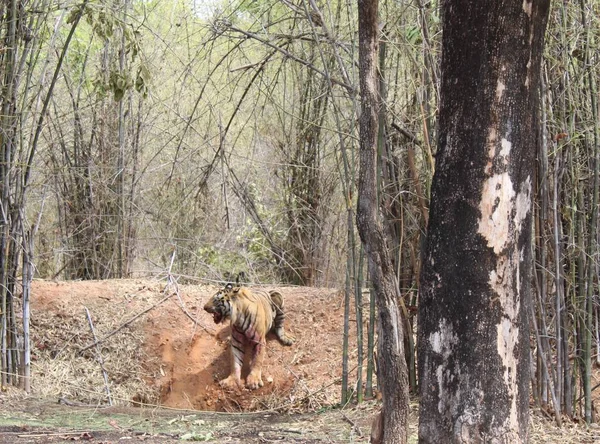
top-left (418, 0), bottom-right (550, 441)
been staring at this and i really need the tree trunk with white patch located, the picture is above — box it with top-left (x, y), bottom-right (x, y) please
top-left (418, 0), bottom-right (550, 442)
top-left (356, 0), bottom-right (409, 443)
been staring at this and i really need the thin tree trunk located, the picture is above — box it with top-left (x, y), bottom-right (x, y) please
top-left (0, 0), bottom-right (19, 389)
top-left (21, 203), bottom-right (43, 394)
top-left (116, 0), bottom-right (130, 278)
top-left (356, 0), bottom-right (409, 442)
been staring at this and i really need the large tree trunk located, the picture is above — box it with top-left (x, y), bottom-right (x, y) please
top-left (418, 0), bottom-right (550, 442)
top-left (356, 1), bottom-right (409, 443)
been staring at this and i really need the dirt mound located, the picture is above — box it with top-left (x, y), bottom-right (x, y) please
top-left (30, 279), bottom-right (351, 412)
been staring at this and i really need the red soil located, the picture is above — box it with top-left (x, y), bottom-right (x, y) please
top-left (31, 280), bottom-right (353, 412)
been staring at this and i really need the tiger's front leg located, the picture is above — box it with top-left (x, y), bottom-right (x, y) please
top-left (246, 335), bottom-right (266, 390)
top-left (220, 328), bottom-right (245, 390)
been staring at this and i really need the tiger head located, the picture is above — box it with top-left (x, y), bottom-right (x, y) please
top-left (204, 283), bottom-right (236, 324)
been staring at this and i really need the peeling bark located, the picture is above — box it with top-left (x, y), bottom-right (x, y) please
top-left (418, 0), bottom-right (550, 442)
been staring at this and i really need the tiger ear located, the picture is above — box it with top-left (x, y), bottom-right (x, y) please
top-left (235, 271), bottom-right (246, 285)
top-left (225, 283), bottom-right (233, 290)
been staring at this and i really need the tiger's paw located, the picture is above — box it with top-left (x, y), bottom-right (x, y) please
top-left (275, 328), bottom-right (295, 346)
top-left (219, 375), bottom-right (243, 390)
top-left (245, 372), bottom-right (264, 390)
top-left (281, 334), bottom-right (295, 346)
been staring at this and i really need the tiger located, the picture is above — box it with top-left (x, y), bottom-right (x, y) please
top-left (203, 283), bottom-right (295, 390)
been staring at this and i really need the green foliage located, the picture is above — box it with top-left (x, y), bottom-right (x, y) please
top-left (69, 1), bottom-right (150, 101)
top-left (180, 431), bottom-right (214, 441)
top-left (83, 3), bottom-right (116, 40)
top-left (405, 26), bottom-right (421, 45)
top-left (135, 63), bottom-right (150, 97)
top-left (196, 246), bottom-right (247, 275)
top-left (109, 70), bottom-right (132, 101)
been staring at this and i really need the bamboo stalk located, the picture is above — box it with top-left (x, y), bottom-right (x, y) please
top-left (116, 0), bottom-right (130, 278)
top-left (354, 246), bottom-right (364, 403)
top-left (531, 254), bottom-right (561, 425)
top-left (0, 0), bottom-right (19, 390)
top-left (365, 283), bottom-right (376, 399)
top-left (341, 217), bottom-right (352, 404)
top-left (552, 145), bottom-right (564, 413)
top-left (539, 67), bottom-right (554, 410)
top-left (579, 0), bottom-right (600, 423)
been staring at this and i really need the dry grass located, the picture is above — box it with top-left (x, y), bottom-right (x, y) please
top-left (30, 282), bottom-right (161, 406)
top-left (529, 411), bottom-right (600, 443)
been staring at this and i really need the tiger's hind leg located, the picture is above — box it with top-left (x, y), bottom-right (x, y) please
top-left (269, 291), bottom-right (295, 346)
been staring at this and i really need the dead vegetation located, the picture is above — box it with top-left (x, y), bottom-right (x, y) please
top-left (30, 280), bottom-right (163, 406)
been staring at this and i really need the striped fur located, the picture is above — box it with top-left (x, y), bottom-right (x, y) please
top-left (203, 284), bottom-right (294, 390)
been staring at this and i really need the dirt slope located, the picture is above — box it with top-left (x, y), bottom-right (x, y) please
top-left (30, 279), bottom-right (351, 412)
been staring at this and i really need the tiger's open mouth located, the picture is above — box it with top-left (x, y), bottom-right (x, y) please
top-left (204, 304), bottom-right (224, 324)
top-left (212, 312), bottom-right (223, 324)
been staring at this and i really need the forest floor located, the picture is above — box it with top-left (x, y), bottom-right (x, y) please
top-left (0, 278), bottom-right (597, 443)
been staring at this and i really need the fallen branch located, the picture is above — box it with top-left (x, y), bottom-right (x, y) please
top-left (79, 290), bottom-right (177, 354)
top-left (164, 264), bottom-right (215, 336)
top-left (58, 397), bottom-right (110, 408)
top-left (84, 306), bottom-right (112, 405)
top-left (80, 250), bottom-right (185, 353)
top-left (17, 432), bottom-right (93, 438)
top-left (341, 411), bottom-right (364, 438)
top-left (176, 287), bottom-right (215, 336)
